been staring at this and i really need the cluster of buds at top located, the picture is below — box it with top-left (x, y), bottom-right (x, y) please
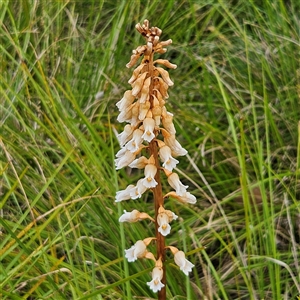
top-left (115, 20), bottom-right (196, 294)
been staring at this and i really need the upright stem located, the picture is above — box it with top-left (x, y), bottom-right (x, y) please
top-left (149, 140), bottom-right (166, 300)
top-left (148, 51), bottom-right (166, 300)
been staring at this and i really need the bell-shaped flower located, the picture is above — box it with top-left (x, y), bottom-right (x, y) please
top-left (119, 209), bottom-right (154, 223)
top-left (115, 185), bottom-right (135, 202)
top-left (115, 150), bottom-right (136, 170)
top-left (167, 172), bottom-right (188, 196)
top-left (125, 129), bottom-right (144, 152)
top-left (163, 133), bottom-right (187, 157)
top-left (141, 117), bottom-right (156, 142)
top-left (147, 266), bottom-right (164, 293)
top-left (125, 240), bottom-right (147, 262)
top-left (128, 156), bottom-right (149, 169)
top-left (129, 179), bottom-right (148, 199)
top-left (116, 90), bottom-right (135, 111)
top-left (168, 246), bottom-right (194, 276)
top-left (157, 206), bottom-right (178, 236)
top-left (117, 124), bottom-right (134, 146)
top-left (141, 164), bottom-right (158, 188)
top-left (117, 104), bottom-right (135, 123)
top-left (174, 251), bottom-right (194, 276)
top-left (159, 145), bottom-right (179, 171)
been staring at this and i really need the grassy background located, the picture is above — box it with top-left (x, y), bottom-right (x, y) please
top-left (1, 0), bottom-right (300, 299)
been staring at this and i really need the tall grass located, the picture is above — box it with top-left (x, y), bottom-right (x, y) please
top-left (1, 1), bottom-right (299, 299)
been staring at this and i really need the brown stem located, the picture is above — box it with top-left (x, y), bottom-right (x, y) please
top-left (147, 50), bottom-right (166, 300)
top-left (149, 140), bottom-right (166, 300)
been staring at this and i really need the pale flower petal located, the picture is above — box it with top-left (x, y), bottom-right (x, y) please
top-left (125, 240), bottom-right (147, 262)
top-left (128, 63), bottom-right (146, 84)
top-left (156, 66), bottom-right (174, 86)
top-left (116, 90), bottom-right (135, 111)
top-left (129, 179), bottom-right (148, 199)
top-left (119, 209), bottom-right (153, 222)
top-left (117, 124), bottom-right (134, 146)
top-left (167, 172), bottom-right (188, 196)
top-left (147, 267), bottom-right (165, 293)
top-left (131, 72), bottom-right (148, 96)
top-left (119, 210), bottom-right (140, 222)
top-left (162, 108), bottom-right (176, 135)
top-left (157, 208), bottom-right (178, 236)
top-left (115, 150), bottom-right (136, 170)
top-left (117, 105), bottom-right (134, 123)
top-left (141, 164), bottom-right (158, 188)
top-left (159, 145), bottom-right (179, 171)
top-left (125, 129), bottom-right (144, 152)
top-left (141, 117), bottom-right (156, 142)
top-left (157, 212), bottom-right (171, 235)
top-left (164, 134), bottom-right (187, 157)
top-left (174, 251), bottom-right (194, 276)
top-left (139, 76), bottom-right (151, 103)
top-left (115, 185), bottom-right (135, 202)
top-left (138, 100), bottom-right (151, 121)
top-left (128, 156), bottom-right (149, 169)
top-left (165, 191), bottom-right (197, 204)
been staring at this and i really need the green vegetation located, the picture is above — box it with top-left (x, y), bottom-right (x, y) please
top-left (1, 0), bottom-right (299, 299)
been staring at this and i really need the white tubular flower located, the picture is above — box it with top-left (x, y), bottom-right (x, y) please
top-left (117, 105), bottom-right (134, 123)
top-left (125, 129), bottom-right (144, 152)
top-left (115, 150), bottom-right (136, 170)
top-left (128, 156), bottom-right (149, 169)
top-left (119, 209), bottom-right (154, 222)
top-left (125, 240), bottom-right (147, 262)
top-left (117, 124), bottom-right (134, 146)
top-left (147, 267), bottom-right (165, 293)
top-left (141, 164), bottom-right (158, 188)
top-left (130, 179), bottom-right (148, 199)
top-left (141, 117), bottom-right (156, 142)
top-left (116, 90), bottom-right (135, 111)
top-left (174, 251), bottom-right (194, 276)
top-left (115, 185), bottom-right (135, 202)
top-left (157, 212), bottom-right (171, 236)
top-left (157, 206), bottom-right (178, 236)
top-left (159, 145), bottom-right (179, 171)
top-left (167, 172), bottom-right (188, 196)
top-left (165, 191), bottom-right (197, 204)
top-left (164, 134), bottom-right (187, 157)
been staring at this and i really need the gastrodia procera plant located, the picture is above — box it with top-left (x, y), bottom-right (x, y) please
top-left (115, 19), bottom-right (196, 294)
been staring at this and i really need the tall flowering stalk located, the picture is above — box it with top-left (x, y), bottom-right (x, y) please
top-left (115, 20), bottom-right (196, 298)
